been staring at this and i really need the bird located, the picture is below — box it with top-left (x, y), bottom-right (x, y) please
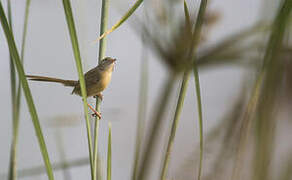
top-left (26, 57), bottom-right (116, 119)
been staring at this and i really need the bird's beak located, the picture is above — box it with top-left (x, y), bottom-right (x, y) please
top-left (111, 58), bottom-right (116, 64)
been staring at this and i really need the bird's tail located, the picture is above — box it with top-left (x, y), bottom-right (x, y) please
top-left (26, 75), bottom-right (78, 87)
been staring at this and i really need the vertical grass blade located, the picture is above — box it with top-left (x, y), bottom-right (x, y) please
top-left (93, 0), bottom-right (110, 179)
top-left (7, 0), bottom-right (32, 180)
top-left (159, 1), bottom-right (207, 180)
top-left (160, 71), bottom-right (191, 180)
top-left (95, 0), bottom-right (143, 41)
top-left (61, 0), bottom-right (94, 179)
top-left (188, 0), bottom-right (208, 178)
top-left (107, 123), bottom-right (112, 180)
top-left (137, 73), bottom-right (177, 180)
top-left (20, 0), bottom-right (31, 62)
top-left (193, 62), bottom-right (204, 180)
top-left (7, 0), bottom-right (16, 105)
top-left (252, 1), bottom-right (292, 179)
top-left (97, 0), bottom-right (110, 62)
top-left (0, 2), bottom-right (54, 180)
top-left (232, 1), bottom-right (292, 179)
top-left (131, 45), bottom-right (148, 180)
top-left (7, 1), bottom-right (18, 179)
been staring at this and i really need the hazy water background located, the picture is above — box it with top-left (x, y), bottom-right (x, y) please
top-left (0, 0), bottom-right (276, 179)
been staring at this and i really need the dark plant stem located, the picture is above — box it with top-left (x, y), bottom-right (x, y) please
top-left (137, 72), bottom-right (177, 180)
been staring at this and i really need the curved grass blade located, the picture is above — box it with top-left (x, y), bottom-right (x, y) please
top-left (232, 0), bottom-right (292, 179)
top-left (190, 0), bottom-right (208, 178)
top-left (94, 0), bottom-right (143, 42)
top-left (159, 3), bottom-right (193, 180)
top-left (251, 1), bottom-right (292, 179)
top-left (159, 1), bottom-right (207, 180)
top-left (0, 2), bottom-right (54, 180)
top-left (193, 60), bottom-right (204, 180)
top-left (61, 0), bottom-right (94, 179)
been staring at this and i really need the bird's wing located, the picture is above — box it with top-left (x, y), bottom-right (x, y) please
top-left (72, 67), bottom-right (101, 95)
top-left (84, 67), bottom-right (101, 87)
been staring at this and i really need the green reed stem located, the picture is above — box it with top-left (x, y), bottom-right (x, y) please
top-left (137, 73), bottom-right (177, 180)
top-left (160, 71), bottom-right (191, 180)
top-left (188, 0), bottom-right (208, 178)
top-left (93, 0), bottom-right (110, 179)
top-left (131, 46), bottom-right (148, 180)
top-left (232, 1), bottom-right (292, 179)
top-left (8, 1), bottom-right (32, 180)
top-left (252, 1), bottom-right (292, 179)
top-left (62, 1), bottom-right (94, 179)
top-left (159, 1), bottom-right (207, 180)
top-left (193, 61), bottom-right (203, 180)
top-left (107, 123), bottom-right (112, 180)
top-left (7, 1), bottom-right (17, 179)
top-left (0, 2), bottom-right (54, 179)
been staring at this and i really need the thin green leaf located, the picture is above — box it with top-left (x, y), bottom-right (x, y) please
top-left (7, 1), bottom-right (18, 179)
top-left (0, 2), bottom-right (54, 180)
top-left (107, 123), bottom-right (112, 180)
top-left (193, 60), bottom-right (204, 180)
top-left (232, 0), bottom-right (292, 179)
top-left (137, 73), bottom-right (177, 180)
top-left (97, 0), bottom-right (110, 62)
top-left (94, 0), bottom-right (143, 41)
top-left (61, 0), bottom-right (94, 179)
top-left (20, 0), bottom-right (31, 62)
top-left (8, 0), bottom-right (32, 180)
top-left (159, 0), bottom-right (208, 179)
top-left (160, 70), bottom-right (191, 180)
top-left (252, 1), bottom-right (292, 179)
top-left (131, 43), bottom-right (148, 180)
top-left (159, 3), bottom-right (194, 180)
top-left (189, 0), bottom-right (207, 177)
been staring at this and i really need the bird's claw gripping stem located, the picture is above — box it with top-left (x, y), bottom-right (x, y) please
top-left (87, 103), bottom-right (101, 119)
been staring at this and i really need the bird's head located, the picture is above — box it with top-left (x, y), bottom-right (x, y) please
top-left (98, 57), bottom-right (116, 71)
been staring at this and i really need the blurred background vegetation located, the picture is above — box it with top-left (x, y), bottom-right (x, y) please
top-left (0, 0), bottom-right (292, 180)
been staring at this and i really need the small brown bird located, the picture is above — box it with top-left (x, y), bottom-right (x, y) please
top-left (27, 57), bottom-right (116, 118)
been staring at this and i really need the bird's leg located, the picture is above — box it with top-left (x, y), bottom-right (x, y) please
top-left (87, 103), bottom-right (101, 119)
top-left (93, 93), bottom-right (103, 101)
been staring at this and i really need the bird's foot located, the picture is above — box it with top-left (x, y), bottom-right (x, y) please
top-left (93, 93), bottom-right (103, 101)
top-left (87, 103), bottom-right (102, 119)
top-left (91, 112), bottom-right (102, 119)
